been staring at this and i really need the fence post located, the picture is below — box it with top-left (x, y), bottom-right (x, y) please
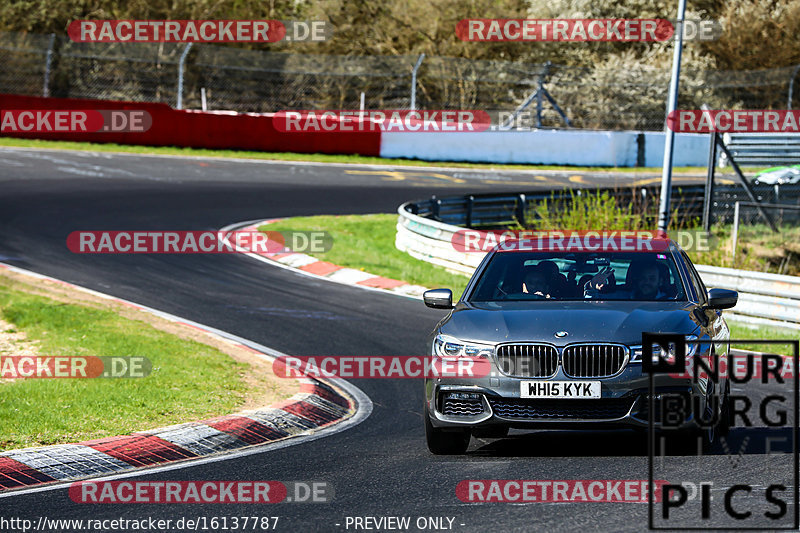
top-left (42, 33), bottom-right (55, 97)
top-left (702, 129), bottom-right (717, 232)
top-left (410, 53), bottom-right (425, 110)
top-left (788, 64), bottom-right (800, 110)
top-left (536, 63), bottom-right (550, 128)
top-left (731, 201), bottom-right (740, 262)
top-left (176, 43), bottom-right (193, 110)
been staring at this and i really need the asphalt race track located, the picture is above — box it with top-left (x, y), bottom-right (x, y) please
top-left (0, 147), bottom-right (795, 532)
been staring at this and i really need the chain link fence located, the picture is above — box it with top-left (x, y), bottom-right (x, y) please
top-left (713, 184), bottom-right (800, 225)
top-left (2, 29), bottom-right (800, 131)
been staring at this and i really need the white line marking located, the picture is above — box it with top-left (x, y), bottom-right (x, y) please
top-left (0, 146), bottom-right (698, 178)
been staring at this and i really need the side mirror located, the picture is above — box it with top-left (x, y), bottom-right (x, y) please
top-left (423, 289), bottom-right (453, 309)
top-left (707, 288), bottom-right (738, 310)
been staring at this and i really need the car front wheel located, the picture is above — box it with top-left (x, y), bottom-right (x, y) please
top-left (425, 411), bottom-right (470, 455)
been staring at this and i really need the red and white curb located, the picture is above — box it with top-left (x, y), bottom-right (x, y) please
top-left (0, 262), bottom-right (371, 495)
top-left (221, 219), bottom-right (430, 299)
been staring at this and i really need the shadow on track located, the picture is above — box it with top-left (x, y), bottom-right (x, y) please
top-left (467, 427), bottom-right (795, 457)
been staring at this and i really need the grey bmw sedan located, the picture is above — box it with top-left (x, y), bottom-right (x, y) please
top-left (422, 240), bottom-right (738, 454)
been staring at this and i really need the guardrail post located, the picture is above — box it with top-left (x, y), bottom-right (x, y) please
top-left (466, 196), bottom-right (474, 228)
top-left (42, 33), bottom-right (55, 97)
top-left (176, 43), bottom-right (193, 110)
top-left (431, 196), bottom-right (441, 220)
top-left (516, 193), bottom-right (527, 227)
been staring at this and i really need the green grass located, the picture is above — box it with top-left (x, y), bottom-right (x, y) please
top-left (727, 321), bottom-right (799, 357)
top-left (513, 189), bottom-right (799, 277)
top-left (260, 214), bottom-right (471, 298)
top-left (691, 223), bottom-right (800, 277)
top-left (0, 282), bottom-right (257, 451)
top-left (0, 136), bottom-right (707, 173)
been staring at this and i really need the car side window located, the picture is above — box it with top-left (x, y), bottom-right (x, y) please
top-left (681, 251), bottom-right (707, 304)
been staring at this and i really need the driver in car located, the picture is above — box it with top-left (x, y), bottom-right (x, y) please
top-left (624, 261), bottom-right (670, 300)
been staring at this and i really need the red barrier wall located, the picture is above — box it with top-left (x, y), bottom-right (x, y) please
top-left (0, 94), bottom-right (381, 156)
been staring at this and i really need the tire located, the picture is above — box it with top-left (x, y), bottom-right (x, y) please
top-left (688, 383), bottom-right (723, 453)
top-left (425, 412), bottom-right (470, 455)
top-left (718, 379), bottom-right (731, 437)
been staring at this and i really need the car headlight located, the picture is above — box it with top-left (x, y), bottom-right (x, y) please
top-left (433, 334), bottom-right (494, 359)
top-left (630, 334), bottom-right (700, 363)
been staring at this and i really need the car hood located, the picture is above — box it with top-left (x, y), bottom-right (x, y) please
top-left (439, 300), bottom-right (700, 346)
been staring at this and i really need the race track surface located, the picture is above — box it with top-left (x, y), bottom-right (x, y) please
top-left (0, 148), bottom-right (794, 532)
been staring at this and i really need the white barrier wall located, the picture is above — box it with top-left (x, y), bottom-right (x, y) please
top-left (380, 129), bottom-right (708, 167)
top-left (643, 131), bottom-right (709, 167)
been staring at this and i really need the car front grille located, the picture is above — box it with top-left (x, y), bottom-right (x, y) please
top-left (488, 397), bottom-right (635, 420)
top-left (495, 344), bottom-right (558, 377)
top-left (562, 344), bottom-right (628, 378)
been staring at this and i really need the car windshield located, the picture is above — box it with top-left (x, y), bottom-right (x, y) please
top-left (468, 251), bottom-right (687, 302)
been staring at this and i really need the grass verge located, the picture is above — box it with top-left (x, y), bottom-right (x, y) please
top-left (0, 137), bottom-right (708, 173)
top-left (727, 321), bottom-right (799, 357)
top-left (0, 268), bottom-right (297, 451)
top-left (260, 214), bottom-right (470, 298)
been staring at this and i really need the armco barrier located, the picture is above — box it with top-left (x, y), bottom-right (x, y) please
top-left (396, 201), bottom-right (800, 330)
top-left (0, 94), bottom-right (381, 155)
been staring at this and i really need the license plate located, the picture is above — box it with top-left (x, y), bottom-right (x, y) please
top-left (520, 380), bottom-right (601, 399)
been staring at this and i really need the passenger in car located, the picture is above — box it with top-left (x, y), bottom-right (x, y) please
top-left (582, 266), bottom-right (616, 298)
top-left (522, 267), bottom-right (554, 299)
top-left (537, 260), bottom-right (568, 296)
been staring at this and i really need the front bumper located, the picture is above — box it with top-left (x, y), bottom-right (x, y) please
top-left (424, 362), bottom-right (701, 430)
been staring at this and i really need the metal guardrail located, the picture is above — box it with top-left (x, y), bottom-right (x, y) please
top-left (719, 133), bottom-right (800, 167)
top-left (407, 186), bottom-right (706, 229)
top-left (407, 185), bottom-right (800, 229)
top-left (396, 199), bottom-right (800, 330)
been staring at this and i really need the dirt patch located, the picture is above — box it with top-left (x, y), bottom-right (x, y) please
top-left (0, 267), bottom-right (300, 410)
top-left (0, 316), bottom-right (39, 358)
